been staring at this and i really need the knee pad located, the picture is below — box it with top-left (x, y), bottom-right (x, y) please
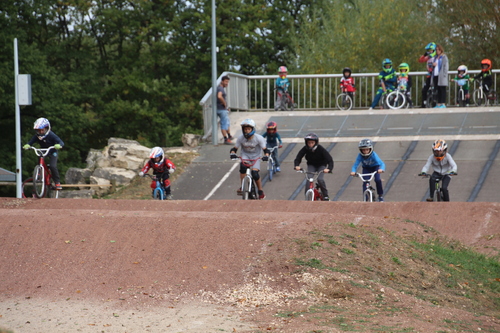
top-left (251, 170), bottom-right (260, 181)
top-left (163, 179), bottom-right (171, 188)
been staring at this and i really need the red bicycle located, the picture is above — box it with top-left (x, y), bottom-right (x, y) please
top-left (22, 146), bottom-right (60, 199)
top-left (274, 88), bottom-right (296, 111)
top-left (297, 169), bottom-right (327, 201)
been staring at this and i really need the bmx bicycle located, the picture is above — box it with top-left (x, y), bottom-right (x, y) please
top-left (352, 171), bottom-right (379, 202)
top-left (233, 156), bottom-right (261, 200)
top-left (453, 78), bottom-right (469, 107)
top-left (386, 77), bottom-right (409, 109)
top-left (336, 84), bottom-right (354, 110)
top-left (297, 169), bottom-right (327, 201)
top-left (267, 146), bottom-right (280, 181)
top-left (22, 146), bottom-right (60, 199)
top-left (419, 172), bottom-right (457, 202)
top-left (425, 80), bottom-right (439, 108)
top-left (143, 173), bottom-right (171, 200)
top-left (472, 78), bottom-right (497, 107)
top-left (274, 89), bottom-right (296, 111)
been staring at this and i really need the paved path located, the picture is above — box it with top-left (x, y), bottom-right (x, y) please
top-left (172, 107), bottom-right (500, 202)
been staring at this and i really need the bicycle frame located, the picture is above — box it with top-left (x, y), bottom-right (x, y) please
top-left (275, 89), bottom-right (295, 111)
top-left (353, 172), bottom-right (378, 202)
top-left (420, 173), bottom-right (456, 202)
top-left (145, 174), bottom-right (166, 200)
top-left (267, 146), bottom-right (279, 181)
top-left (455, 79), bottom-right (468, 107)
top-left (234, 156), bottom-right (260, 200)
top-left (297, 169), bottom-right (325, 201)
top-left (426, 80), bottom-right (438, 108)
top-left (23, 146), bottom-right (58, 199)
top-left (473, 78), bottom-right (497, 106)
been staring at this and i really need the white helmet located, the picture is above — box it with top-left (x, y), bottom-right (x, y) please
top-left (33, 117), bottom-right (51, 140)
top-left (240, 118), bottom-right (256, 138)
top-left (457, 65), bottom-right (467, 75)
top-left (149, 146), bottom-right (164, 165)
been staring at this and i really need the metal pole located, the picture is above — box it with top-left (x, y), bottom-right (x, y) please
top-left (211, 0), bottom-right (218, 145)
top-left (14, 38), bottom-right (22, 198)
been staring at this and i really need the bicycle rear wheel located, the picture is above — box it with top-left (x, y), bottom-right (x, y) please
top-left (22, 177), bottom-right (34, 198)
top-left (426, 94), bottom-right (437, 108)
top-left (47, 179), bottom-right (59, 199)
top-left (336, 93), bottom-right (353, 110)
top-left (32, 165), bottom-right (45, 198)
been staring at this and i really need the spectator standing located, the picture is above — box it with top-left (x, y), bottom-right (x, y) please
top-left (217, 75), bottom-right (233, 145)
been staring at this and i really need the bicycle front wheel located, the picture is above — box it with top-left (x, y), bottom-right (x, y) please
top-left (268, 159), bottom-right (274, 181)
top-left (336, 93), bottom-right (353, 110)
top-left (32, 165), bottom-right (45, 198)
top-left (386, 91), bottom-right (406, 109)
top-left (426, 94), bottom-right (437, 108)
top-left (435, 188), bottom-right (442, 202)
top-left (473, 89), bottom-right (485, 106)
top-left (363, 190), bottom-right (372, 202)
top-left (153, 188), bottom-right (163, 200)
top-left (242, 176), bottom-right (251, 200)
top-left (305, 190), bottom-right (314, 201)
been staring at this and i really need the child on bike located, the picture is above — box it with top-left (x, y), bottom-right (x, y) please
top-left (293, 133), bottom-right (334, 201)
top-left (139, 146), bottom-right (176, 200)
top-left (23, 117), bottom-right (64, 190)
top-left (274, 66), bottom-right (290, 111)
top-left (350, 138), bottom-right (385, 202)
top-left (472, 59), bottom-right (494, 98)
top-left (230, 118), bottom-right (270, 199)
top-left (396, 63), bottom-right (413, 108)
top-left (368, 59), bottom-right (397, 110)
top-left (450, 65), bottom-right (471, 105)
top-left (262, 121), bottom-right (283, 172)
top-left (419, 139), bottom-right (457, 202)
top-left (340, 67), bottom-right (356, 100)
top-left (418, 42), bottom-right (437, 108)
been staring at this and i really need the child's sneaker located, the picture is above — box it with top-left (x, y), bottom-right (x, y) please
top-left (276, 166), bottom-right (281, 172)
top-left (55, 183), bottom-right (62, 190)
top-left (378, 196), bottom-right (384, 202)
top-left (236, 188), bottom-right (243, 196)
top-left (224, 138), bottom-right (233, 145)
top-left (227, 133), bottom-right (234, 140)
top-left (165, 194), bottom-right (173, 200)
top-left (258, 190), bottom-right (266, 200)
top-left (426, 197), bottom-right (433, 202)
top-left (323, 196), bottom-right (330, 201)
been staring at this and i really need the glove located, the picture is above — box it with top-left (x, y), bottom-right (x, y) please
top-left (262, 156), bottom-right (269, 162)
top-left (279, 145), bottom-right (283, 148)
top-left (418, 172), bottom-right (427, 176)
top-left (23, 144), bottom-right (30, 150)
top-left (230, 153), bottom-right (238, 160)
top-left (54, 144), bottom-right (62, 150)
top-left (168, 168), bottom-right (175, 174)
top-left (139, 171), bottom-right (144, 177)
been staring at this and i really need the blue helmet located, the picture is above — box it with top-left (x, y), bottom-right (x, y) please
top-left (33, 117), bottom-right (51, 140)
top-left (382, 58), bottom-right (392, 73)
top-left (425, 42), bottom-right (437, 57)
top-left (149, 146), bottom-right (164, 166)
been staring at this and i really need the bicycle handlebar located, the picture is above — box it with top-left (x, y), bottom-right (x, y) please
top-left (27, 146), bottom-right (57, 158)
top-left (231, 156), bottom-right (262, 167)
top-left (419, 172), bottom-right (457, 178)
top-left (353, 171), bottom-right (378, 182)
top-left (267, 146), bottom-right (279, 152)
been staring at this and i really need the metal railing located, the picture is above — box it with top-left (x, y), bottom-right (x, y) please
top-left (200, 70), bottom-right (499, 139)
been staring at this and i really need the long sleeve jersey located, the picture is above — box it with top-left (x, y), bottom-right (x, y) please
top-left (27, 131), bottom-right (64, 154)
top-left (276, 77), bottom-right (290, 91)
top-left (340, 77), bottom-right (356, 92)
top-left (378, 69), bottom-right (397, 89)
top-left (351, 151), bottom-right (385, 173)
top-left (262, 132), bottom-right (282, 147)
top-left (141, 158), bottom-right (176, 175)
top-left (421, 154), bottom-right (457, 176)
top-left (294, 145), bottom-right (334, 170)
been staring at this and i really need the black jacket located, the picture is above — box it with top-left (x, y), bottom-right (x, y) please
top-left (294, 144), bottom-right (334, 170)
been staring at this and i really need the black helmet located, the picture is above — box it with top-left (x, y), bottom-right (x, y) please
top-left (358, 138), bottom-right (373, 157)
top-left (343, 67), bottom-right (352, 76)
top-left (304, 133), bottom-right (319, 151)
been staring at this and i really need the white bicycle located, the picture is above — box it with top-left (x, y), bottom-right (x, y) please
top-left (352, 171), bottom-right (378, 202)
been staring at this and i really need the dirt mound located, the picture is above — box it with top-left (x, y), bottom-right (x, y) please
top-left (0, 198), bottom-right (499, 332)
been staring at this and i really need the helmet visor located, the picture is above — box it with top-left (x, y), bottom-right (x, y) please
top-left (35, 129), bottom-right (46, 136)
top-left (433, 150), bottom-right (445, 157)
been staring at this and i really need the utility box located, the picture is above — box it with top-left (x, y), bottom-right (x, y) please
top-left (18, 74), bottom-right (32, 105)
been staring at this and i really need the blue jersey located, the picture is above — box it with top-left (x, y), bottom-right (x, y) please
top-left (378, 69), bottom-right (397, 89)
top-left (276, 77), bottom-right (289, 91)
top-left (262, 132), bottom-right (282, 147)
top-left (351, 151), bottom-right (385, 172)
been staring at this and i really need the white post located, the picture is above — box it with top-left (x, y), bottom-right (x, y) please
top-left (14, 38), bottom-right (22, 198)
top-left (211, 0), bottom-right (218, 145)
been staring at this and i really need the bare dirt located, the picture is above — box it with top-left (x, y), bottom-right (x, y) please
top-left (1, 198), bottom-right (499, 333)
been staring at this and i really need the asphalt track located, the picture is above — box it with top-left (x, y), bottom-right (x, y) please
top-left (172, 107), bottom-right (500, 202)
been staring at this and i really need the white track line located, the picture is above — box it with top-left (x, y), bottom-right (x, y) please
top-left (203, 162), bottom-right (239, 200)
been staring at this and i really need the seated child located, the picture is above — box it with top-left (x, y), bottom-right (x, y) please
top-left (340, 67), bottom-right (356, 99)
top-left (397, 63), bottom-right (413, 108)
top-left (139, 146), bottom-right (176, 200)
top-left (350, 138), bottom-right (385, 202)
top-left (473, 59), bottom-right (494, 98)
top-left (369, 59), bottom-right (397, 110)
top-left (262, 121), bottom-right (283, 172)
top-left (450, 65), bottom-right (470, 105)
top-left (294, 133), bottom-right (334, 201)
top-left (419, 139), bottom-right (457, 202)
top-left (23, 117), bottom-right (64, 190)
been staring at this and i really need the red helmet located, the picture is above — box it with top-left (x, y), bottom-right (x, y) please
top-left (481, 59), bottom-right (492, 72)
top-left (266, 121), bottom-right (277, 133)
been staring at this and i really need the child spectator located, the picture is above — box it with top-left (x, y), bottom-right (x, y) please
top-left (419, 139), bottom-right (457, 202)
top-left (230, 118), bottom-right (270, 199)
top-left (418, 42), bottom-right (437, 108)
top-left (397, 62), bottom-right (413, 108)
top-left (340, 67), bottom-right (356, 100)
top-left (368, 59), bottom-right (397, 110)
top-left (23, 117), bottom-right (64, 190)
top-left (472, 59), bottom-right (493, 97)
top-left (294, 133), bottom-right (334, 201)
top-left (450, 65), bottom-right (470, 105)
top-left (350, 138), bottom-right (385, 202)
top-left (139, 146), bottom-right (176, 200)
top-left (274, 66), bottom-right (290, 111)
top-left (262, 121), bottom-right (283, 172)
